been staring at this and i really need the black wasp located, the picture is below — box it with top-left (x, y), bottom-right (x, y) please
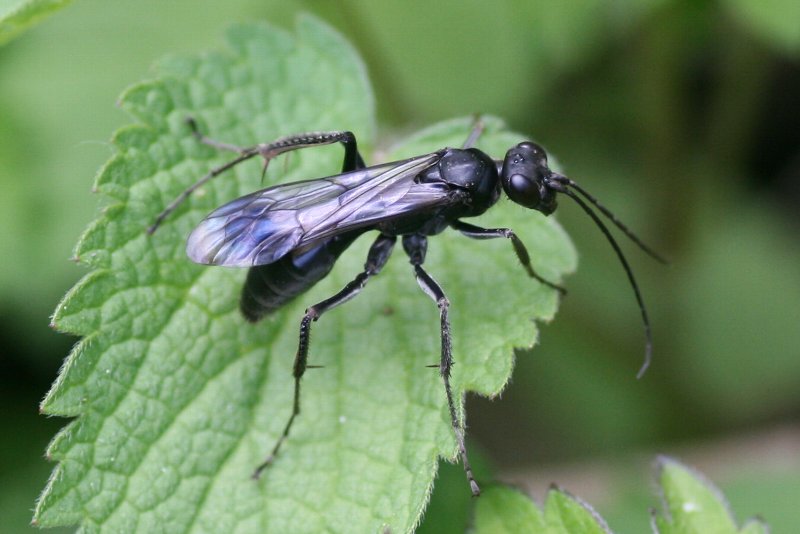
top-left (149, 118), bottom-right (665, 496)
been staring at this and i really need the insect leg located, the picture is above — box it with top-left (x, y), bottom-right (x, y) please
top-left (461, 116), bottom-right (485, 149)
top-left (186, 117), bottom-right (366, 172)
top-left (402, 234), bottom-right (480, 497)
top-left (185, 117), bottom-right (252, 153)
top-left (251, 233), bottom-right (396, 479)
top-left (256, 130), bottom-right (366, 173)
top-left (450, 220), bottom-right (567, 295)
top-left (148, 120), bottom-right (366, 233)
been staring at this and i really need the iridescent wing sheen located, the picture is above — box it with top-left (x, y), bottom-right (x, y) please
top-left (186, 153), bottom-right (450, 266)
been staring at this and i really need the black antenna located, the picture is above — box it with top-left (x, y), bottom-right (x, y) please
top-left (551, 176), bottom-right (668, 265)
top-left (550, 182), bottom-right (653, 378)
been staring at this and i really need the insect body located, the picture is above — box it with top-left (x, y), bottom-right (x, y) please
top-left (149, 119), bottom-right (664, 496)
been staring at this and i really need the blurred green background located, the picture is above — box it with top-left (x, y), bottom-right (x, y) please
top-left (1, 1), bottom-right (798, 532)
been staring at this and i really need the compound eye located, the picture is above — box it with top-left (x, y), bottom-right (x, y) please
top-left (505, 170), bottom-right (545, 209)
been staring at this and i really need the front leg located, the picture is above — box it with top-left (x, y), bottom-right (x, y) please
top-left (450, 220), bottom-right (566, 294)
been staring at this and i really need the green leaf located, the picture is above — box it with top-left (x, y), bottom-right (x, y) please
top-left (473, 485), bottom-right (611, 534)
top-left (474, 485), bottom-right (545, 533)
top-left (544, 487), bottom-right (612, 534)
top-left (653, 456), bottom-right (769, 534)
top-left (36, 16), bottom-right (575, 533)
top-left (0, 0), bottom-right (72, 44)
top-left (474, 461), bottom-right (775, 534)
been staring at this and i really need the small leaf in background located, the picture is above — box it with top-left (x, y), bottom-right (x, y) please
top-left (473, 462), bottom-right (774, 534)
top-left (35, 16), bottom-right (575, 533)
top-left (0, 0), bottom-right (72, 44)
top-left (652, 456), bottom-right (769, 534)
top-left (473, 485), bottom-right (612, 534)
top-left (473, 485), bottom-right (545, 533)
top-left (544, 487), bottom-right (613, 534)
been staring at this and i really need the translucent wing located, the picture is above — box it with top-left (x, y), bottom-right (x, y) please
top-left (186, 153), bottom-right (450, 266)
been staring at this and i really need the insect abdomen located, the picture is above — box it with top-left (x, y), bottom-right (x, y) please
top-left (240, 230), bottom-right (364, 322)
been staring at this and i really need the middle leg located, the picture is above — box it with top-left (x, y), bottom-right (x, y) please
top-left (252, 233), bottom-right (396, 479)
top-left (402, 234), bottom-right (480, 496)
